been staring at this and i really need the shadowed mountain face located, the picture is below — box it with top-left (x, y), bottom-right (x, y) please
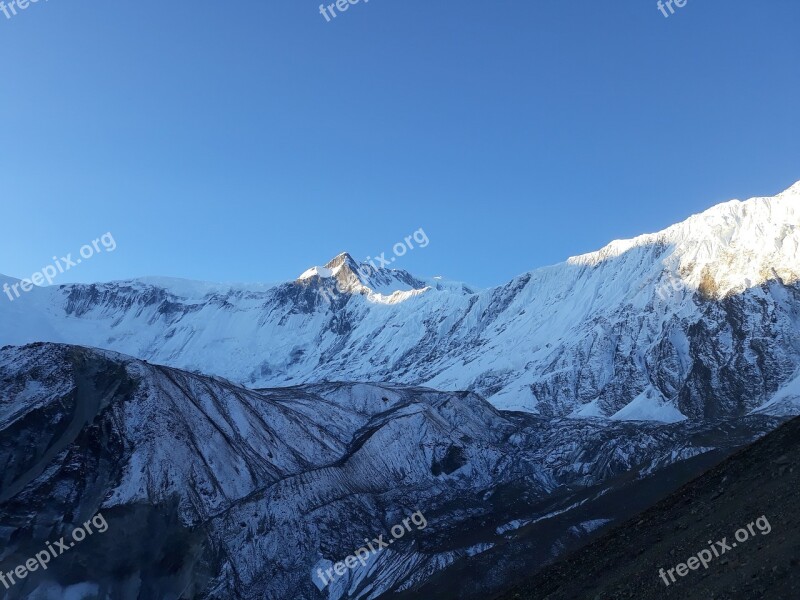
top-left (494, 415), bottom-right (800, 600)
top-left (1, 184), bottom-right (799, 420)
top-left (0, 344), bottom-right (787, 599)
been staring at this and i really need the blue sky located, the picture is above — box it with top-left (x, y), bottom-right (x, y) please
top-left (1, 0), bottom-right (798, 288)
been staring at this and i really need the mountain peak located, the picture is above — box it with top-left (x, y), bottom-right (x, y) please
top-left (324, 252), bottom-right (360, 272)
top-left (295, 251), bottom-right (434, 302)
top-left (297, 252), bottom-right (364, 285)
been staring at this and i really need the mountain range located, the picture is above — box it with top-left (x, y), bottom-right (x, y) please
top-left (2, 181), bottom-right (799, 420)
top-left (1, 181), bottom-right (799, 599)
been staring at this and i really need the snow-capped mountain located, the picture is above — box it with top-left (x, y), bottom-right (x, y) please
top-left (0, 343), bottom-right (783, 599)
top-left (2, 181), bottom-right (799, 599)
top-left (1, 182), bottom-right (799, 422)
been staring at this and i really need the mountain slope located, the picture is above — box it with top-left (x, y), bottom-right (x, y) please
top-left (1, 182), bottom-right (799, 421)
top-left (494, 414), bottom-right (800, 600)
top-left (0, 344), bottom-right (784, 599)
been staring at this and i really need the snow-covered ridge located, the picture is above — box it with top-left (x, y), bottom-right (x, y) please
top-left (112, 276), bottom-right (280, 299)
top-left (1, 181), bottom-right (799, 421)
top-left (568, 182), bottom-right (800, 297)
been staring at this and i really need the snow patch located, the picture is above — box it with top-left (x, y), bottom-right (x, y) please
top-left (298, 266), bottom-right (334, 281)
top-left (611, 387), bottom-right (687, 423)
top-left (751, 371), bottom-right (800, 416)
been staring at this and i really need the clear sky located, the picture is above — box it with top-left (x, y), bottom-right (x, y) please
top-left (1, 0), bottom-right (798, 288)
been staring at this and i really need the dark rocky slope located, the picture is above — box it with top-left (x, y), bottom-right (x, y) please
top-left (494, 415), bottom-right (800, 600)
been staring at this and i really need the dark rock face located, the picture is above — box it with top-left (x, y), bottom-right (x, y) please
top-left (494, 415), bottom-right (800, 600)
top-left (0, 344), bottom-right (786, 599)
